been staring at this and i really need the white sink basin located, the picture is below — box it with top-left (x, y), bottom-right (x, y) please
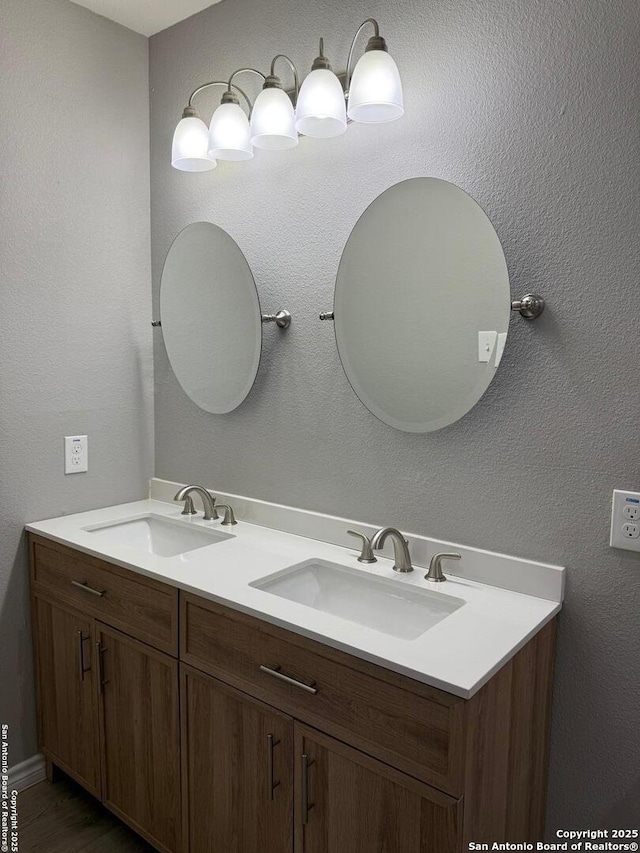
top-left (251, 559), bottom-right (465, 640)
top-left (83, 514), bottom-right (233, 557)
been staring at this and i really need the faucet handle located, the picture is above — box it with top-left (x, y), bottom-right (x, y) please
top-left (425, 552), bottom-right (461, 583)
top-left (347, 530), bottom-right (377, 564)
top-left (216, 504), bottom-right (237, 526)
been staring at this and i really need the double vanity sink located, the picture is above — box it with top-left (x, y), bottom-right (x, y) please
top-left (26, 485), bottom-right (564, 852)
top-left (83, 511), bottom-right (465, 644)
top-left (28, 492), bottom-right (563, 697)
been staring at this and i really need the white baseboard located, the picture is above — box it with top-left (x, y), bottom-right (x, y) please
top-left (8, 754), bottom-right (46, 792)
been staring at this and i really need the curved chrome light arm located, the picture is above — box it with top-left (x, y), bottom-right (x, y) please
top-left (228, 67), bottom-right (267, 88)
top-left (269, 54), bottom-right (299, 102)
top-left (345, 18), bottom-right (382, 93)
top-left (225, 69), bottom-right (267, 116)
top-left (186, 80), bottom-right (253, 115)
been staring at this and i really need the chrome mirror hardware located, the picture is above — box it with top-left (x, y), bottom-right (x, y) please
top-left (173, 485), bottom-right (219, 520)
top-left (216, 504), bottom-right (237, 525)
top-left (319, 311), bottom-right (334, 321)
top-left (425, 552), bottom-right (461, 583)
top-left (511, 293), bottom-right (545, 320)
top-left (261, 310), bottom-right (292, 328)
top-left (370, 526), bottom-right (413, 573)
top-left (347, 530), bottom-right (376, 563)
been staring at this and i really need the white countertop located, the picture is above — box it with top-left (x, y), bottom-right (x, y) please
top-left (26, 499), bottom-right (562, 699)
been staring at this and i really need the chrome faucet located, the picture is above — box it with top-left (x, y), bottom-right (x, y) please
top-left (424, 552), bottom-right (461, 583)
top-left (370, 527), bottom-right (413, 573)
top-left (173, 485), bottom-right (218, 521)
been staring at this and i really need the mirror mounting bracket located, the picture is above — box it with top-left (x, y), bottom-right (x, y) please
top-left (261, 309), bottom-right (292, 329)
top-left (511, 293), bottom-right (545, 320)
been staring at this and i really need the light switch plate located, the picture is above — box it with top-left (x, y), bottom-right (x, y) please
top-left (610, 490), bottom-right (640, 551)
top-left (65, 435), bottom-right (88, 474)
top-left (494, 332), bottom-right (508, 367)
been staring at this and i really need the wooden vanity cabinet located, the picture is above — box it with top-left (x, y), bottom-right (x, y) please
top-left (30, 535), bottom-right (183, 853)
top-left (30, 534), bottom-right (557, 853)
top-left (181, 666), bottom-right (294, 853)
top-left (182, 592), bottom-right (557, 850)
top-left (295, 725), bottom-right (461, 853)
top-left (31, 596), bottom-right (101, 796)
top-left (96, 623), bottom-right (182, 853)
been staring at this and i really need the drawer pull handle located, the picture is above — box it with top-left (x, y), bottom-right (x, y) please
top-left (76, 631), bottom-right (90, 682)
top-left (267, 733), bottom-right (281, 801)
top-left (302, 753), bottom-right (315, 824)
top-left (259, 665), bottom-right (317, 695)
top-left (72, 580), bottom-right (105, 597)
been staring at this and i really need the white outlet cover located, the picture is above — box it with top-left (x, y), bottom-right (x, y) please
top-left (65, 435), bottom-right (88, 474)
top-left (494, 332), bottom-right (508, 368)
top-left (610, 489), bottom-right (640, 551)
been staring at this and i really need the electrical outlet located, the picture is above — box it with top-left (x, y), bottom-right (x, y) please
top-left (610, 490), bottom-right (640, 551)
top-left (65, 435), bottom-right (88, 474)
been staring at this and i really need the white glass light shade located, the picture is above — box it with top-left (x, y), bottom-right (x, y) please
top-left (347, 50), bottom-right (404, 123)
top-left (250, 87), bottom-right (298, 150)
top-left (171, 116), bottom-right (217, 171)
top-left (295, 69), bottom-right (347, 138)
top-left (208, 103), bottom-right (253, 161)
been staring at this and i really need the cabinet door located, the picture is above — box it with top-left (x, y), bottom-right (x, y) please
top-left (96, 623), bottom-right (181, 853)
top-left (32, 596), bottom-right (100, 795)
top-left (181, 665), bottom-right (293, 853)
top-left (295, 724), bottom-right (461, 853)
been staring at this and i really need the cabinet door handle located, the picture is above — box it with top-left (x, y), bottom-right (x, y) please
top-left (72, 580), bottom-right (105, 597)
top-left (76, 631), bottom-right (90, 682)
top-left (267, 733), bottom-right (281, 800)
top-left (259, 665), bottom-right (317, 695)
top-left (302, 753), bottom-right (315, 825)
top-left (96, 643), bottom-right (109, 692)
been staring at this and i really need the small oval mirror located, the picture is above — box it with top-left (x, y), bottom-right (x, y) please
top-left (160, 222), bottom-right (262, 413)
top-left (334, 178), bottom-right (510, 432)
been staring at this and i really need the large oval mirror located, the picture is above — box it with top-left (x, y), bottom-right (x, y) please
top-left (160, 222), bottom-right (262, 413)
top-left (334, 178), bottom-right (510, 432)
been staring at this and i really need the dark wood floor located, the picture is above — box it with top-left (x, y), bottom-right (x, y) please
top-left (17, 774), bottom-right (154, 852)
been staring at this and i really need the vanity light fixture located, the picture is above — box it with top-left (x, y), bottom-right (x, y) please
top-left (171, 108), bottom-right (216, 172)
top-left (172, 79), bottom-right (252, 171)
top-left (250, 56), bottom-right (299, 150)
top-left (208, 70), bottom-right (261, 161)
top-left (171, 18), bottom-right (403, 171)
top-left (295, 39), bottom-right (347, 138)
top-left (346, 19), bottom-right (404, 123)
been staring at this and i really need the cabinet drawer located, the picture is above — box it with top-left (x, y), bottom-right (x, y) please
top-left (30, 536), bottom-right (178, 656)
top-left (181, 594), bottom-right (465, 794)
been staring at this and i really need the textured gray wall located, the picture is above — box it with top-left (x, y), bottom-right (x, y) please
top-left (150, 0), bottom-right (640, 831)
top-left (0, 0), bottom-right (153, 766)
